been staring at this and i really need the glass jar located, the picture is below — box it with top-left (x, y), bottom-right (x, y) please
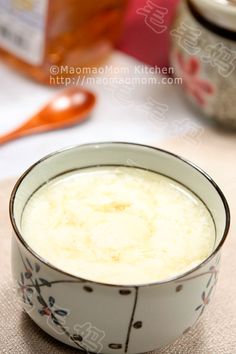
top-left (170, 0), bottom-right (236, 128)
top-left (0, 0), bottom-right (128, 84)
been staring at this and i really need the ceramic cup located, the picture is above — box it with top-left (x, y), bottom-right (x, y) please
top-left (10, 142), bottom-right (230, 353)
top-left (170, 0), bottom-right (236, 128)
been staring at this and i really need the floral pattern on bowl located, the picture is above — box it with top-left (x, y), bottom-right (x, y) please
top-left (170, 0), bottom-right (236, 128)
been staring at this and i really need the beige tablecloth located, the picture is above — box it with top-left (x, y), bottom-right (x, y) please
top-left (0, 129), bottom-right (236, 353)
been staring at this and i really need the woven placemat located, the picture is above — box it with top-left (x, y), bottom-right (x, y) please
top-left (0, 129), bottom-right (236, 353)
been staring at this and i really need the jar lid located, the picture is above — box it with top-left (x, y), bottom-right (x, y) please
top-left (190, 0), bottom-right (236, 32)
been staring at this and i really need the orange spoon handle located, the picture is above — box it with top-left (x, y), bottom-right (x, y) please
top-left (0, 88), bottom-right (96, 146)
top-left (0, 127), bottom-right (29, 146)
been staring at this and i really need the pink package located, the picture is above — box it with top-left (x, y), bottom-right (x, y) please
top-left (118, 0), bottom-right (180, 68)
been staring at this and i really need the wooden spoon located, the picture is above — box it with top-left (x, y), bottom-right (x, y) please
top-left (0, 87), bottom-right (96, 146)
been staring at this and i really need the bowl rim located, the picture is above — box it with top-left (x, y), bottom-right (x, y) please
top-left (189, 0), bottom-right (236, 33)
top-left (191, 0), bottom-right (236, 15)
top-left (9, 142), bottom-right (231, 288)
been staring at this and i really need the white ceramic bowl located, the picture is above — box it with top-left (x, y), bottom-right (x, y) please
top-left (10, 143), bottom-right (230, 353)
top-left (170, 0), bottom-right (236, 128)
top-left (191, 0), bottom-right (236, 32)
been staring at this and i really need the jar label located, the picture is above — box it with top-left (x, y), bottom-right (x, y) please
top-left (0, 0), bottom-right (48, 65)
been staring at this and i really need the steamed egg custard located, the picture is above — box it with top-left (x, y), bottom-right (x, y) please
top-left (21, 167), bottom-right (215, 285)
